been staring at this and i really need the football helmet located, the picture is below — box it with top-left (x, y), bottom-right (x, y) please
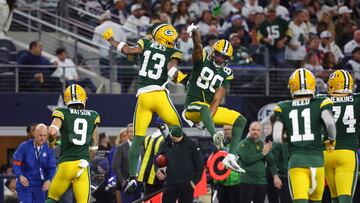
top-left (63, 84), bottom-right (87, 107)
top-left (288, 68), bottom-right (316, 97)
top-left (210, 39), bottom-right (233, 68)
top-left (328, 70), bottom-right (353, 95)
top-left (152, 24), bottom-right (178, 48)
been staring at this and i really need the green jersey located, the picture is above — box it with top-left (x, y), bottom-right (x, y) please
top-left (329, 94), bottom-right (360, 151)
top-left (274, 96), bottom-right (333, 168)
top-left (258, 18), bottom-right (289, 53)
top-left (185, 50), bottom-right (233, 107)
top-left (136, 38), bottom-right (183, 95)
top-left (52, 107), bottom-right (100, 163)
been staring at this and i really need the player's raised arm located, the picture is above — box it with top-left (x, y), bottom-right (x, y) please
top-left (167, 58), bottom-right (187, 83)
top-left (187, 24), bottom-right (202, 61)
top-left (209, 87), bottom-right (226, 117)
top-left (48, 118), bottom-right (62, 138)
top-left (102, 27), bottom-right (142, 55)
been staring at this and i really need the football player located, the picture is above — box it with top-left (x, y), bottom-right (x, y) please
top-left (46, 84), bottom-right (100, 203)
top-left (273, 68), bottom-right (336, 203)
top-left (324, 70), bottom-right (359, 203)
top-left (102, 24), bottom-right (186, 192)
top-left (184, 24), bottom-right (247, 173)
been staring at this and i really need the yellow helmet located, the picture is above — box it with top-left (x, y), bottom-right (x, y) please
top-left (63, 84), bottom-right (87, 107)
top-left (288, 68), bottom-right (316, 97)
top-left (211, 39), bottom-right (233, 68)
top-left (152, 24), bottom-right (178, 48)
top-left (327, 70), bottom-right (353, 95)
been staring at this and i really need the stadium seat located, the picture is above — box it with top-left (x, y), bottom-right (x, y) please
top-left (0, 48), bottom-right (11, 62)
top-left (0, 39), bottom-right (16, 52)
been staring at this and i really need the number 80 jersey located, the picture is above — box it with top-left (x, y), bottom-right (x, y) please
top-left (136, 38), bottom-right (183, 96)
top-left (274, 96), bottom-right (333, 168)
top-left (185, 50), bottom-right (233, 107)
top-left (52, 107), bottom-right (100, 163)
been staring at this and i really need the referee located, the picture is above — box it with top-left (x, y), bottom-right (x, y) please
top-left (137, 118), bottom-right (166, 195)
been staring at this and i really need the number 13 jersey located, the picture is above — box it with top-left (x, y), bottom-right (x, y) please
top-left (274, 96), bottom-right (333, 168)
top-left (136, 38), bottom-right (183, 96)
top-left (52, 107), bottom-right (100, 163)
top-left (185, 50), bottom-right (233, 107)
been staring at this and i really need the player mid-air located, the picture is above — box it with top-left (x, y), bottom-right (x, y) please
top-left (324, 70), bottom-right (359, 203)
top-left (184, 24), bottom-right (247, 173)
top-left (46, 84), bottom-right (100, 203)
top-left (102, 24), bottom-right (187, 192)
top-left (273, 68), bottom-right (336, 203)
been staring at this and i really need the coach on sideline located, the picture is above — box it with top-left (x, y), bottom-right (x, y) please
top-left (238, 121), bottom-right (281, 203)
top-left (13, 123), bottom-right (56, 203)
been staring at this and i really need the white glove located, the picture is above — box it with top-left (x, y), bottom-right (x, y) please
top-left (187, 23), bottom-right (199, 37)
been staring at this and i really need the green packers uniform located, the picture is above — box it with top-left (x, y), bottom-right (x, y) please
top-left (324, 94), bottom-right (360, 202)
top-left (134, 38), bottom-right (182, 136)
top-left (47, 107), bottom-right (100, 203)
top-left (130, 38), bottom-right (183, 176)
top-left (52, 107), bottom-right (100, 163)
top-left (274, 96), bottom-right (333, 202)
top-left (258, 18), bottom-right (289, 53)
top-left (183, 50), bottom-right (246, 154)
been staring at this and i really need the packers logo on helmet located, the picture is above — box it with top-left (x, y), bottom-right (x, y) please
top-left (288, 68), bottom-right (316, 97)
top-left (328, 70), bottom-right (353, 95)
top-left (152, 24), bottom-right (178, 48)
top-left (211, 39), bottom-right (233, 68)
top-left (63, 84), bottom-right (87, 107)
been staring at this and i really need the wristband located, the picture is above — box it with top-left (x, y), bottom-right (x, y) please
top-left (117, 42), bottom-right (126, 52)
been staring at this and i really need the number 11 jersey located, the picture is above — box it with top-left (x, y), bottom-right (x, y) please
top-left (274, 96), bottom-right (333, 168)
top-left (136, 38), bottom-right (183, 96)
top-left (52, 107), bottom-right (100, 163)
top-left (185, 50), bottom-right (233, 107)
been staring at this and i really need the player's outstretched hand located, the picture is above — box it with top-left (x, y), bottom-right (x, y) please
top-left (102, 27), bottom-right (114, 41)
top-left (187, 23), bottom-right (199, 37)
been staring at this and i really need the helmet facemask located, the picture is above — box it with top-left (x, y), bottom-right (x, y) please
top-left (211, 51), bottom-right (231, 68)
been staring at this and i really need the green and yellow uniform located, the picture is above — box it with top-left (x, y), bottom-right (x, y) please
top-left (324, 94), bottom-right (360, 202)
top-left (184, 50), bottom-right (240, 128)
top-left (48, 107), bottom-right (100, 203)
top-left (134, 38), bottom-right (183, 137)
top-left (274, 96), bottom-right (333, 202)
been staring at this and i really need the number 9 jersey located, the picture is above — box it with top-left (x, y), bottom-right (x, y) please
top-left (52, 107), bottom-right (100, 163)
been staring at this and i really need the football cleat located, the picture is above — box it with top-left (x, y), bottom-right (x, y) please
top-left (123, 178), bottom-right (137, 193)
top-left (213, 131), bottom-right (225, 149)
top-left (222, 153), bottom-right (246, 173)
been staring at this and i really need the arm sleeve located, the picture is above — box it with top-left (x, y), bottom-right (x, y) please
top-left (273, 104), bottom-right (284, 143)
top-left (191, 144), bottom-right (204, 185)
top-left (12, 143), bottom-right (25, 178)
top-left (46, 148), bottom-right (57, 180)
top-left (321, 109), bottom-right (336, 141)
top-left (238, 142), bottom-right (264, 165)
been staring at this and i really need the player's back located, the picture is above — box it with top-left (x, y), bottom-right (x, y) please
top-left (137, 38), bottom-right (182, 94)
top-left (329, 94), bottom-right (360, 151)
top-left (52, 107), bottom-right (100, 163)
top-left (185, 50), bottom-right (233, 107)
top-left (274, 96), bottom-right (332, 168)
